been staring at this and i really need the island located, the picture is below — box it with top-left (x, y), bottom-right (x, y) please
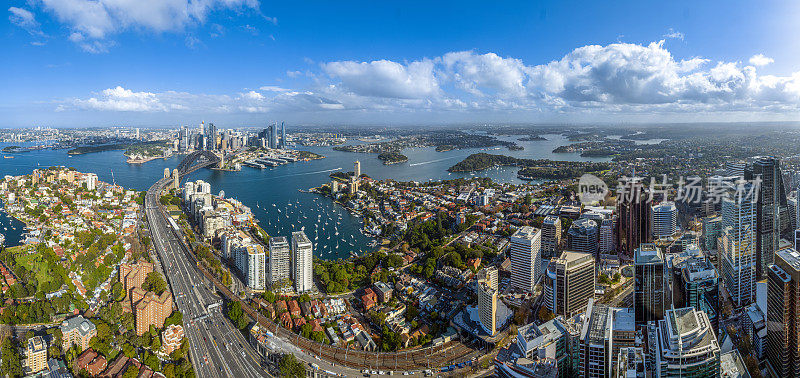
top-left (517, 135), bottom-right (547, 141)
top-left (1, 146), bottom-right (28, 153)
top-left (377, 151), bottom-right (408, 165)
top-left (297, 150), bottom-right (325, 160)
top-left (448, 152), bottom-right (610, 180)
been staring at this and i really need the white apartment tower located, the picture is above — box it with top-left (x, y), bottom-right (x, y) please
top-left (292, 231), bottom-right (314, 293)
top-left (510, 226), bottom-right (542, 293)
top-left (268, 236), bottom-right (291, 286)
top-left (246, 244), bottom-right (266, 290)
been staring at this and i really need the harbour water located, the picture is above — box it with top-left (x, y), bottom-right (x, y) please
top-left (0, 133), bottom-right (642, 258)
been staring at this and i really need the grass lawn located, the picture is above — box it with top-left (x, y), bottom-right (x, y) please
top-left (15, 252), bottom-right (54, 291)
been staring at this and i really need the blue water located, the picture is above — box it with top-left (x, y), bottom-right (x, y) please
top-left (0, 133), bottom-right (623, 257)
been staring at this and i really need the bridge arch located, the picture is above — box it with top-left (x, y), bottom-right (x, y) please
top-left (177, 150), bottom-right (221, 175)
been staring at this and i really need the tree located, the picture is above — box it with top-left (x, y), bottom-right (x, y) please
top-left (1, 337), bottom-right (22, 377)
top-left (226, 301), bottom-right (249, 330)
top-left (142, 272), bottom-right (167, 295)
top-left (123, 366), bottom-right (140, 378)
top-left (278, 354), bottom-right (305, 378)
top-left (165, 311), bottom-right (183, 327)
top-left (538, 307), bottom-right (556, 322)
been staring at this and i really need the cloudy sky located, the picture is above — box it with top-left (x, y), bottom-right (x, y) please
top-left (3, 0), bottom-right (800, 127)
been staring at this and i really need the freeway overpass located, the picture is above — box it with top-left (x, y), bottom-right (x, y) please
top-left (145, 151), bottom-right (268, 378)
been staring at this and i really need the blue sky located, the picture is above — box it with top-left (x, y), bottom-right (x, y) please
top-left (3, 0), bottom-right (800, 127)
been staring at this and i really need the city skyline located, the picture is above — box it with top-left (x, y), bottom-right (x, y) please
top-left (3, 1), bottom-right (800, 127)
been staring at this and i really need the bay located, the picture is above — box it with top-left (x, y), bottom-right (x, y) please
top-left (0, 133), bottom-right (649, 258)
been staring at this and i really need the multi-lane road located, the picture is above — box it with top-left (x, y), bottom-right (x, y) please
top-left (145, 177), bottom-right (269, 378)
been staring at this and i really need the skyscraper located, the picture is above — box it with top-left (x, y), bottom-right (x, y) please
top-left (579, 299), bottom-right (636, 378)
top-left (567, 218), bottom-right (599, 256)
top-left (666, 244), bottom-right (719, 334)
top-left (292, 231), bottom-right (313, 293)
top-left (616, 181), bottom-right (652, 259)
top-left (752, 156), bottom-right (788, 280)
top-left (541, 215), bottom-right (562, 259)
top-left (207, 123), bottom-right (218, 150)
top-left (543, 250), bottom-right (595, 317)
top-left (720, 185), bottom-right (757, 307)
top-left (354, 160), bottom-right (361, 177)
top-left (269, 122), bottom-right (278, 149)
top-left (476, 267), bottom-right (498, 336)
top-left (650, 307), bottom-right (720, 377)
top-left (634, 243), bottom-right (665, 326)
top-left (651, 202), bottom-right (677, 239)
top-left (766, 248), bottom-right (800, 377)
top-left (509, 226), bottom-right (542, 293)
top-left (245, 244), bottom-right (266, 290)
top-left (280, 121), bottom-right (286, 149)
top-left (268, 236), bottom-right (291, 286)
top-left (599, 219), bottom-right (614, 255)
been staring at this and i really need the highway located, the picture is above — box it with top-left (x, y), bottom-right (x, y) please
top-left (145, 176), bottom-right (269, 378)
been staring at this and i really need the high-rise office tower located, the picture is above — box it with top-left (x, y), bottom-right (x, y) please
top-left (476, 267), bottom-right (499, 336)
top-left (541, 215), bottom-right (561, 259)
top-left (268, 236), bottom-right (291, 286)
top-left (510, 226), bottom-right (542, 293)
top-left (209, 123), bottom-right (218, 150)
top-left (651, 202), bottom-right (677, 239)
top-left (616, 181), bottom-right (652, 259)
top-left (726, 160), bottom-right (746, 177)
top-left (795, 229), bottom-right (800, 251)
top-left (766, 248), bottom-right (800, 377)
top-left (702, 215), bottom-right (722, 251)
top-left (543, 251), bottom-right (595, 317)
top-left (599, 219), bottom-right (614, 254)
top-left (280, 122), bottom-right (286, 149)
top-left (354, 160), bottom-right (361, 177)
top-left (291, 231), bottom-right (313, 293)
top-left (269, 122), bottom-right (278, 149)
top-left (752, 156), bottom-right (788, 280)
top-left (720, 185), bottom-right (757, 307)
top-left (199, 121), bottom-right (205, 135)
top-left (650, 307), bottom-right (721, 377)
top-left (567, 218), bottom-right (598, 256)
top-left (634, 243), bottom-right (665, 326)
top-left (579, 299), bottom-right (636, 378)
top-left (788, 196), bottom-right (798, 232)
top-left (666, 245), bottom-right (719, 334)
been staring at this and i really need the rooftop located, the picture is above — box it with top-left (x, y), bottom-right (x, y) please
top-left (634, 243), bottom-right (664, 265)
top-left (61, 315), bottom-right (96, 337)
top-left (512, 226), bottom-right (540, 240)
top-left (721, 349), bottom-right (751, 377)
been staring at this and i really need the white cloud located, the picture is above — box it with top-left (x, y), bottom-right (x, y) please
top-left (36, 0), bottom-right (260, 51)
top-left (322, 59), bottom-right (440, 99)
top-left (663, 28), bottom-right (684, 40)
top-left (749, 54), bottom-right (774, 67)
top-left (9, 7), bottom-right (45, 37)
top-left (9, 7), bottom-right (38, 29)
top-left (260, 86), bottom-right (290, 92)
top-left (438, 51), bottom-right (528, 97)
top-left (185, 35), bottom-right (202, 50)
top-left (61, 41), bottom-right (800, 119)
top-left (74, 86), bottom-right (167, 112)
